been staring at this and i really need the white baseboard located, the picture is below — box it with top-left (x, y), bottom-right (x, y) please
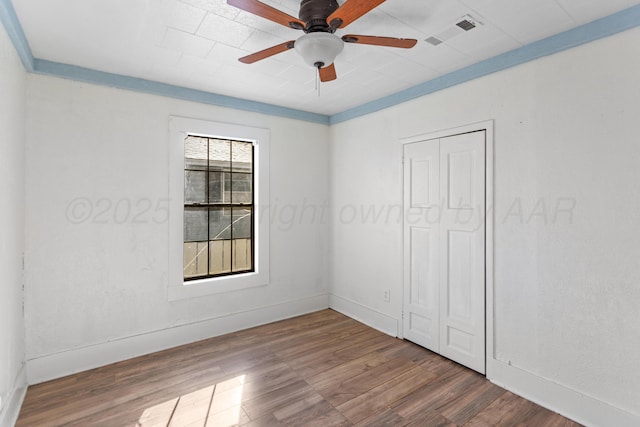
top-left (329, 293), bottom-right (399, 337)
top-left (27, 294), bottom-right (329, 385)
top-left (487, 359), bottom-right (639, 427)
top-left (0, 366), bottom-right (27, 427)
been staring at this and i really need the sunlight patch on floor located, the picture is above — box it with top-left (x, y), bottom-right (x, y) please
top-left (136, 375), bottom-right (246, 427)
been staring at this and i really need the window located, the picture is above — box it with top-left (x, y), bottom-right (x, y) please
top-left (183, 136), bottom-right (254, 280)
top-left (168, 117), bottom-right (270, 300)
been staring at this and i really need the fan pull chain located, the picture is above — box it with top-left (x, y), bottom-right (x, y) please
top-left (315, 66), bottom-right (319, 96)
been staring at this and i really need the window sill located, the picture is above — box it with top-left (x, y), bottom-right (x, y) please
top-left (168, 271), bottom-right (269, 301)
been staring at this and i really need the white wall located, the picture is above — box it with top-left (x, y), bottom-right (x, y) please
top-left (0, 23), bottom-right (27, 427)
top-left (15, 17), bottom-right (640, 427)
top-left (24, 75), bottom-right (330, 383)
top-left (330, 27), bottom-right (640, 426)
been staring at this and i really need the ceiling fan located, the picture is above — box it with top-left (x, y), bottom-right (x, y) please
top-left (227, 0), bottom-right (418, 82)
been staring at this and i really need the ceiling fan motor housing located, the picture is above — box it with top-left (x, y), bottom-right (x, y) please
top-left (299, 0), bottom-right (340, 32)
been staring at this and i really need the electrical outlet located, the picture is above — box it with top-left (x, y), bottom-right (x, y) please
top-left (383, 289), bottom-right (390, 302)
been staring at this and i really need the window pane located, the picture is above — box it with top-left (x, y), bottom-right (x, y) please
top-left (184, 207), bottom-right (208, 242)
top-left (209, 240), bottom-right (231, 275)
top-left (185, 171), bottom-right (206, 204)
top-left (209, 139), bottom-right (231, 172)
top-left (232, 140), bottom-right (252, 173)
top-left (184, 242), bottom-right (208, 278)
top-left (232, 208), bottom-right (252, 239)
top-left (209, 207), bottom-right (232, 240)
top-left (230, 173), bottom-right (252, 204)
top-left (232, 238), bottom-right (252, 272)
top-left (185, 136), bottom-right (208, 170)
top-left (183, 135), bottom-right (255, 280)
top-left (209, 171), bottom-right (230, 204)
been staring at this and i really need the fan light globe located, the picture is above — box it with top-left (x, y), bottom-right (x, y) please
top-left (295, 32), bottom-right (344, 68)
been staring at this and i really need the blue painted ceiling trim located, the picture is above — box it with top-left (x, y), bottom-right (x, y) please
top-left (0, 0), bottom-right (33, 71)
top-left (0, 0), bottom-right (328, 125)
top-left (2, 0), bottom-right (639, 126)
top-left (329, 4), bottom-right (640, 124)
top-left (34, 59), bottom-right (330, 125)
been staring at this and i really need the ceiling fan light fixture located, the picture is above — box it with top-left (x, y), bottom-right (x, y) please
top-left (295, 32), bottom-right (344, 68)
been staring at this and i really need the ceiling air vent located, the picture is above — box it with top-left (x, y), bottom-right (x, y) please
top-left (425, 36), bottom-right (443, 46)
top-left (424, 14), bottom-right (482, 46)
top-left (456, 18), bottom-right (476, 31)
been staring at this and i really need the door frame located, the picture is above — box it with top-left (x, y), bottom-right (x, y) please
top-left (400, 120), bottom-right (494, 376)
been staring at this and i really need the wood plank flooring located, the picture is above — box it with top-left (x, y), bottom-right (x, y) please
top-left (17, 310), bottom-right (581, 426)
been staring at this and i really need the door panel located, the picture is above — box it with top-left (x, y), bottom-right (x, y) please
top-left (410, 227), bottom-right (433, 307)
top-left (410, 157), bottom-right (437, 208)
top-left (447, 230), bottom-right (473, 321)
top-left (447, 151), bottom-right (474, 208)
top-left (447, 326), bottom-right (474, 355)
top-left (403, 140), bottom-right (440, 352)
top-left (439, 131), bottom-right (486, 374)
top-left (403, 131), bottom-right (486, 374)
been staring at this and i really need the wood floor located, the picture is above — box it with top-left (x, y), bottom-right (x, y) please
top-left (17, 310), bottom-right (581, 427)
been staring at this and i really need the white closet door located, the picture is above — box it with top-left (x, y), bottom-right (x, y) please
top-left (403, 131), bottom-right (486, 374)
top-left (438, 131), bottom-right (485, 374)
top-left (402, 139), bottom-right (440, 353)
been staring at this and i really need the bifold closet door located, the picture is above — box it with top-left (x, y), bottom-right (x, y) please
top-left (403, 131), bottom-right (486, 374)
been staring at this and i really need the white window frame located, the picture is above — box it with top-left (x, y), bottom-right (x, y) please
top-left (168, 117), bottom-right (270, 301)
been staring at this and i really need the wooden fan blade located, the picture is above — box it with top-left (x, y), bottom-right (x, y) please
top-left (227, 0), bottom-right (305, 29)
top-left (327, 0), bottom-right (386, 29)
top-left (239, 41), bottom-right (295, 64)
top-left (319, 63), bottom-right (337, 82)
top-left (342, 34), bottom-right (417, 48)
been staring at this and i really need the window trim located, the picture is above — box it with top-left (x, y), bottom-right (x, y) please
top-left (168, 117), bottom-right (270, 301)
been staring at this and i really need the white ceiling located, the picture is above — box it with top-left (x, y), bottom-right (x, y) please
top-left (11, 0), bottom-right (640, 115)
